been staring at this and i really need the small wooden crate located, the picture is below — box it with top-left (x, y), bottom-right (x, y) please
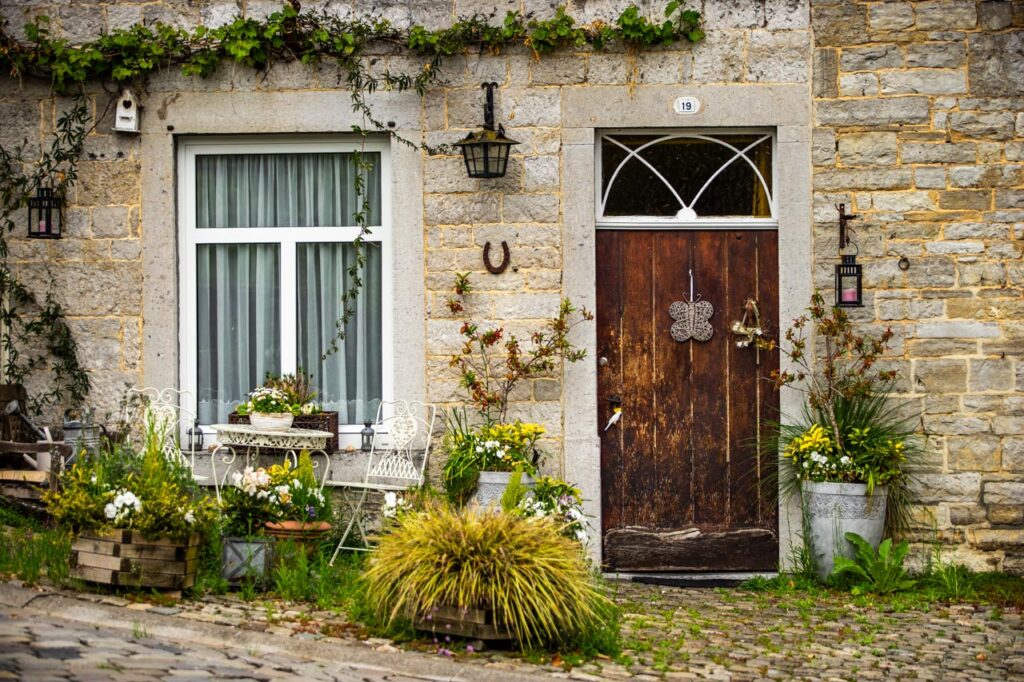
top-left (69, 530), bottom-right (199, 590)
top-left (228, 411), bottom-right (339, 453)
top-left (412, 604), bottom-right (512, 641)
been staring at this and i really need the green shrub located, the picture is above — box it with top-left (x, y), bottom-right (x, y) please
top-left (831, 532), bottom-right (915, 595)
top-left (0, 527), bottom-right (72, 585)
top-left (362, 503), bottom-right (614, 650)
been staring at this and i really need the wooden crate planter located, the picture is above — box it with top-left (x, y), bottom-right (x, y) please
top-left (70, 530), bottom-right (199, 590)
top-left (228, 411), bottom-right (339, 453)
top-left (412, 604), bottom-right (512, 641)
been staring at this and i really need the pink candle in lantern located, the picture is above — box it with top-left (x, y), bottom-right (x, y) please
top-left (841, 287), bottom-right (858, 302)
top-left (38, 220), bottom-right (48, 234)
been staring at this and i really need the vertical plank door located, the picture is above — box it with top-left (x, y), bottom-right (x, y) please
top-left (597, 229), bottom-right (779, 572)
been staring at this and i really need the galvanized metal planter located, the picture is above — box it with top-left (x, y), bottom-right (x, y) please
top-left (220, 536), bottom-right (274, 585)
top-left (802, 481), bottom-right (887, 580)
top-left (473, 471), bottom-right (534, 507)
top-left (70, 529), bottom-right (199, 590)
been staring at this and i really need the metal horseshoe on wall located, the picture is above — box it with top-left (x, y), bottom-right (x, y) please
top-left (483, 240), bottom-right (510, 274)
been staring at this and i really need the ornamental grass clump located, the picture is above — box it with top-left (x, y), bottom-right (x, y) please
top-left (362, 503), bottom-right (613, 650)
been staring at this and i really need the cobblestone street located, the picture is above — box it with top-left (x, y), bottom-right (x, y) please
top-left (1, 581), bottom-right (1021, 680)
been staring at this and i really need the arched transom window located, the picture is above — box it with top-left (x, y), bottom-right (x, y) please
top-left (598, 132), bottom-right (775, 226)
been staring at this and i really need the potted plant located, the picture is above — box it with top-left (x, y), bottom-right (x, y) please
top-left (442, 415), bottom-right (544, 506)
top-left (219, 466), bottom-right (278, 585)
top-left (759, 293), bottom-right (918, 579)
top-left (235, 387), bottom-right (299, 431)
top-left (45, 409), bottom-right (216, 590)
top-left (504, 474), bottom-right (590, 546)
top-left (442, 274), bottom-right (592, 504)
top-left (232, 371), bottom-right (339, 450)
top-left (262, 451), bottom-right (333, 552)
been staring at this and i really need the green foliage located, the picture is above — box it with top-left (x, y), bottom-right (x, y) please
top-left (831, 532), bottom-right (916, 595)
top-left (0, 526), bottom-right (72, 585)
top-left (500, 470), bottom-right (530, 512)
top-left (362, 502), bottom-right (615, 650)
top-left (0, 98), bottom-right (91, 414)
top-left (760, 292), bottom-right (921, 532)
top-left (45, 415), bottom-right (217, 541)
top-left (448, 274), bottom-right (593, 422)
top-left (441, 412), bottom-right (544, 504)
top-left (511, 476), bottom-right (589, 545)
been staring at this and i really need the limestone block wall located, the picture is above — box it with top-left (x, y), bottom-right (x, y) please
top-left (0, 0), bottom-right (1021, 570)
top-left (810, 0), bottom-right (1024, 571)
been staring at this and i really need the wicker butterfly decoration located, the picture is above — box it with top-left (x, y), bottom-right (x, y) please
top-left (669, 270), bottom-right (714, 343)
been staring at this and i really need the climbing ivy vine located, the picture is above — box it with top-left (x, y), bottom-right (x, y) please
top-left (0, 98), bottom-right (91, 414)
top-left (0, 3), bottom-right (703, 398)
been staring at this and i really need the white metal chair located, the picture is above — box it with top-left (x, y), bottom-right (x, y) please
top-left (328, 400), bottom-right (436, 564)
top-left (122, 387), bottom-right (208, 485)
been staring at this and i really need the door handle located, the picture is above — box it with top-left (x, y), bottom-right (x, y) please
top-left (598, 356), bottom-right (609, 367)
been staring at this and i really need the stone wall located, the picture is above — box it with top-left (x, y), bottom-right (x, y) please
top-left (0, 0), bottom-right (1021, 570)
top-left (810, 0), bottom-right (1024, 571)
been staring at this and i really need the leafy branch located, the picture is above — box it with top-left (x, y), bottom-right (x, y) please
top-left (0, 97), bottom-right (92, 413)
top-left (447, 274), bottom-right (593, 423)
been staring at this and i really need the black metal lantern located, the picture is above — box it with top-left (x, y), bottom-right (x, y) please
top-left (835, 254), bottom-right (863, 308)
top-left (361, 420), bottom-right (375, 452)
top-left (186, 418), bottom-right (204, 452)
top-left (27, 186), bottom-right (62, 239)
top-left (454, 82), bottom-right (519, 179)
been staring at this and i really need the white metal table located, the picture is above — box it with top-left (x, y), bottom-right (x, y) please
top-left (210, 423), bottom-right (333, 500)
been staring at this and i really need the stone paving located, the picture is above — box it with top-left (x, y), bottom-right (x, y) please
top-left (0, 609), bottom-right (457, 682)
top-left (1, 580), bottom-right (1022, 681)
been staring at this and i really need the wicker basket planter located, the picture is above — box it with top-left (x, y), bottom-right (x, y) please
top-left (229, 411), bottom-right (339, 452)
top-left (70, 529), bottom-right (199, 590)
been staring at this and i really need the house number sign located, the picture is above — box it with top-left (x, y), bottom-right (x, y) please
top-left (673, 96), bottom-right (701, 115)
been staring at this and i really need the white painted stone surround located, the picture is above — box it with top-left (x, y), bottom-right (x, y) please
top-left (559, 84), bottom-right (812, 567)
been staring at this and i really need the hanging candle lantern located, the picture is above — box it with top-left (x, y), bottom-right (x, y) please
top-left (361, 420), bottom-right (375, 452)
top-left (186, 418), bottom-right (205, 452)
top-left (27, 186), bottom-right (63, 239)
top-left (835, 254), bottom-right (863, 308)
top-left (454, 82), bottom-right (519, 179)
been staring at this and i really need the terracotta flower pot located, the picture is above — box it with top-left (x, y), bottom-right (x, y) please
top-left (264, 520), bottom-right (332, 541)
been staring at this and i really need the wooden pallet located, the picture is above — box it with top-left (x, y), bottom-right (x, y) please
top-left (69, 530), bottom-right (199, 590)
top-left (412, 604), bottom-right (512, 641)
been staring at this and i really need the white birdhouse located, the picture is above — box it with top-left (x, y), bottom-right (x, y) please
top-left (113, 89), bottom-right (140, 133)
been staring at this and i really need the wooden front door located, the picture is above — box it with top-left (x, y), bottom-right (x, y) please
top-left (597, 229), bottom-right (779, 572)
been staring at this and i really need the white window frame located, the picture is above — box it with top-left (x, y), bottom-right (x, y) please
top-left (596, 128), bottom-right (777, 230)
top-left (177, 135), bottom-right (394, 445)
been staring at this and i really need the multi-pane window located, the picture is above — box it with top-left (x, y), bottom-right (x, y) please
top-left (179, 139), bottom-right (390, 430)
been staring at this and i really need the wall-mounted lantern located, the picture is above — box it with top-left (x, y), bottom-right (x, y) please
top-left (27, 186), bottom-right (62, 239)
top-left (454, 82), bottom-right (519, 179)
top-left (834, 203), bottom-right (863, 308)
top-left (835, 254), bottom-right (863, 307)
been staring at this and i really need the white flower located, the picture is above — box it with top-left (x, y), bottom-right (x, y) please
top-left (184, 510), bottom-right (195, 525)
top-left (384, 492), bottom-right (398, 507)
top-left (104, 503), bottom-right (116, 519)
top-left (575, 528), bottom-right (589, 543)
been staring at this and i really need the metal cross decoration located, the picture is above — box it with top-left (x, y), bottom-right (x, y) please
top-left (669, 269), bottom-right (714, 343)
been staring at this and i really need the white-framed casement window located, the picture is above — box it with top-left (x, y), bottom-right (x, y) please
top-left (177, 136), bottom-right (392, 441)
top-left (597, 129), bottom-right (776, 228)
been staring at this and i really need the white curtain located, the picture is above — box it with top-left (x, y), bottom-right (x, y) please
top-left (195, 152), bottom-right (383, 424)
top-left (196, 244), bottom-right (280, 424)
top-left (196, 153), bottom-right (381, 228)
top-left (297, 243), bottom-right (382, 424)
